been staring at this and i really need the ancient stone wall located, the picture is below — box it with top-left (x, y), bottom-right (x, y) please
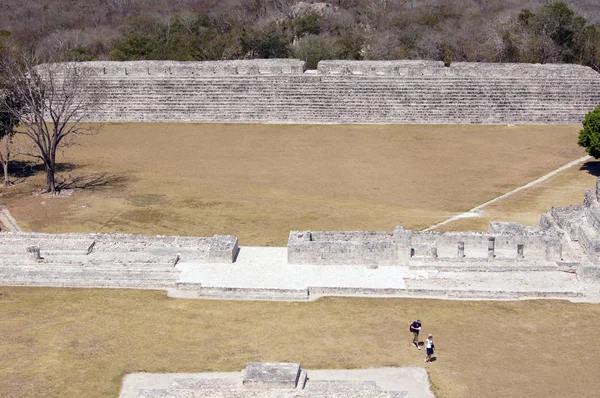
top-left (42, 59), bottom-right (307, 76)
top-left (288, 231), bottom-right (396, 265)
top-left (288, 222), bottom-right (562, 267)
top-left (54, 59), bottom-right (600, 124)
top-left (286, 177), bottom-right (600, 282)
top-left (0, 232), bottom-right (238, 264)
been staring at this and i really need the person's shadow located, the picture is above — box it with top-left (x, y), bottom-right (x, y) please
top-left (430, 356), bottom-right (437, 362)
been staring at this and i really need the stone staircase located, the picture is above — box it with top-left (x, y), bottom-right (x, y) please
top-left (0, 232), bottom-right (237, 289)
top-left (0, 265), bottom-right (179, 289)
top-left (78, 69), bottom-right (600, 124)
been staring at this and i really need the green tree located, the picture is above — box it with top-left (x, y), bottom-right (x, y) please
top-left (292, 12), bottom-right (323, 38)
top-left (540, 2), bottom-right (575, 48)
top-left (111, 34), bottom-right (160, 60)
top-left (578, 105), bottom-right (600, 158)
top-left (292, 35), bottom-right (339, 69)
top-left (241, 24), bottom-right (291, 59)
top-left (0, 37), bottom-right (23, 186)
top-left (0, 79), bottom-right (23, 186)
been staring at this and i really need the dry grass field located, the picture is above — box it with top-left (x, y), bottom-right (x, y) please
top-left (1, 124), bottom-right (599, 398)
top-left (437, 158), bottom-right (600, 232)
top-left (1, 287), bottom-right (599, 398)
top-left (0, 123), bottom-right (590, 245)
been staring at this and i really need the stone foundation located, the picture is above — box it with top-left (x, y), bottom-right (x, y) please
top-left (120, 363), bottom-right (419, 397)
top-left (46, 59), bottom-right (600, 124)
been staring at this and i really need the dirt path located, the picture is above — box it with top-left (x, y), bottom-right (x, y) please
top-left (0, 201), bottom-right (20, 232)
top-left (423, 155), bottom-right (591, 232)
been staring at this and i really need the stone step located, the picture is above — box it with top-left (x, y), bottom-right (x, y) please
top-left (0, 280), bottom-right (176, 289)
top-left (198, 287), bottom-right (310, 301)
top-left (408, 263), bottom-right (559, 272)
top-left (172, 379), bottom-right (241, 390)
top-left (304, 380), bottom-right (380, 393)
top-left (137, 388), bottom-right (407, 398)
top-left (307, 286), bottom-right (584, 299)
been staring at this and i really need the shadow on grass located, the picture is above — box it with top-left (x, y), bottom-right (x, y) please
top-left (56, 172), bottom-right (131, 191)
top-left (6, 161), bottom-right (131, 192)
top-left (8, 161), bottom-right (77, 178)
top-left (580, 161), bottom-right (600, 177)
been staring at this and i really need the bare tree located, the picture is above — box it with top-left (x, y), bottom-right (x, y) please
top-left (1, 55), bottom-right (102, 193)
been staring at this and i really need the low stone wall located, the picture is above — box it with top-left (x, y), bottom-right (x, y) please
top-left (42, 59), bottom-right (306, 76)
top-left (317, 60), bottom-right (599, 78)
top-left (288, 223), bottom-right (561, 266)
top-left (0, 232), bottom-right (238, 264)
top-left (317, 60), bottom-right (445, 76)
top-left (288, 231), bottom-right (396, 265)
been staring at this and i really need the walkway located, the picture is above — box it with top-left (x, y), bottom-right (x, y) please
top-left (171, 246), bottom-right (587, 302)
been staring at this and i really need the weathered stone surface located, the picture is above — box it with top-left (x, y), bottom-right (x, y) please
top-left (242, 362), bottom-right (301, 389)
top-left (0, 232), bottom-right (238, 289)
top-left (120, 365), bottom-right (421, 398)
top-left (288, 231), bottom-right (396, 265)
top-left (289, 223), bottom-right (563, 266)
top-left (42, 59), bottom-right (600, 124)
top-left (208, 235), bottom-right (239, 263)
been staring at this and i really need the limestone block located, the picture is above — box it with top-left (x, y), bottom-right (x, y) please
top-left (517, 243), bottom-right (525, 260)
top-left (430, 247), bottom-right (438, 260)
top-left (488, 222), bottom-right (526, 235)
top-left (242, 362), bottom-right (301, 389)
top-left (288, 230), bottom-right (395, 265)
top-left (577, 225), bottom-right (600, 263)
top-left (584, 189), bottom-right (598, 208)
top-left (543, 236), bottom-right (562, 261)
top-left (317, 60), bottom-right (445, 75)
top-left (393, 226), bottom-right (412, 265)
top-left (27, 246), bottom-right (41, 261)
top-left (207, 235), bottom-right (239, 263)
top-left (585, 205), bottom-right (600, 232)
top-left (579, 264), bottom-right (600, 281)
top-left (488, 237), bottom-right (495, 260)
top-left (539, 213), bottom-right (555, 232)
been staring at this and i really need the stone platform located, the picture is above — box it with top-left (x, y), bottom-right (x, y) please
top-left (119, 363), bottom-right (433, 398)
top-left (45, 59), bottom-right (600, 124)
top-left (5, 180), bottom-right (600, 302)
top-left (170, 246), bottom-right (586, 302)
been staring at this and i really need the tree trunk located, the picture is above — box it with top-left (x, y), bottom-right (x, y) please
top-left (2, 161), bottom-right (8, 187)
top-left (45, 163), bottom-right (56, 193)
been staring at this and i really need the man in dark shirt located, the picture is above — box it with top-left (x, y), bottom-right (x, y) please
top-left (410, 319), bottom-right (422, 349)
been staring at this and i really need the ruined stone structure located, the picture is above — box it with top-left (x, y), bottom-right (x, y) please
top-left (0, 232), bottom-right (237, 288)
top-left (121, 362), bottom-right (419, 397)
top-left (57, 59), bottom-right (600, 124)
top-left (287, 180), bottom-right (600, 281)
top-left (2, 180), bottom-right (600, 300)
top-left (288, 224), bottom-right (563, 269)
